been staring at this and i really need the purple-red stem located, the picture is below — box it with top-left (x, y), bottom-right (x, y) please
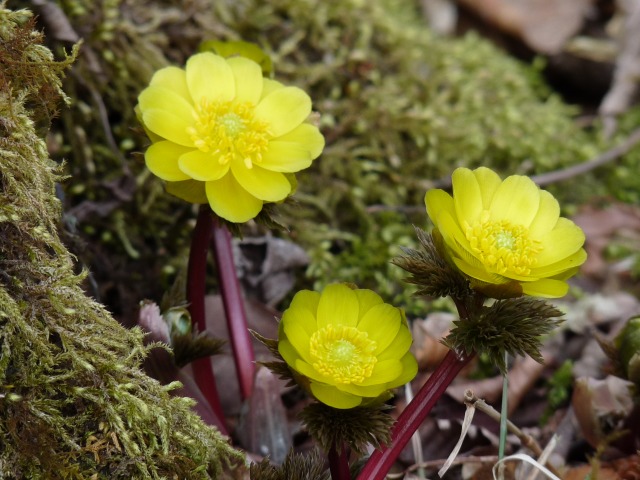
top-left (356, 350), bottom-right (474, 480)
top-left (187, 206), bottom-right (228, 435)
top-left (328, 444), bottom-right (351, 480)
top-left (211, 218), bottom-right (255, 400)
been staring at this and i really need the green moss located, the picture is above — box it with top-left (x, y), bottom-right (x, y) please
top-left (0, 5), bottom-right (241, 478)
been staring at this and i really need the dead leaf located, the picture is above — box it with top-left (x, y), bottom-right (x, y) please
top-left (236, 366), bottom-right (292, 464)
top-left (572, 375), bottom-right (635, 449)
top-left (572, 203), bottom-right (640, 280)
top-left (235, 236), bottom-right (310, 307)
top-left (457, 0), bottom-right (594, 54)
top-left (412, 312), bottom-right (454, 370)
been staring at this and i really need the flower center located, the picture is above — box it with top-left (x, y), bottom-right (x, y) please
top-left (464, 210), bottom-right (542, 276)
top-left (309, 324), bottom-right (377, 384)
top-left (187, 99), bottom-right (270, 169)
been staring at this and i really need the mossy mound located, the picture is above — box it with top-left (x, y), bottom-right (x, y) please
top-left (20, 0), bottom-right (637, 315)
top-left (0, 5), bottom-right (241, 478)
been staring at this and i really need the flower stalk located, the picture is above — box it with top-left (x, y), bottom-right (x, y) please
top-left (498, 352), bottom-right (509, 461)
top-left (187, 205), bottom-right (227, 435)
top-left (356, 350), bottom-right (474, 480)
top-left (210, 217), bottom-right (255, 399)
top-left (328, 443), bottom-right (351, 480)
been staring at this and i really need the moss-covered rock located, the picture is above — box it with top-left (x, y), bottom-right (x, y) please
top-left (0, 4), bottom-right (241, 478)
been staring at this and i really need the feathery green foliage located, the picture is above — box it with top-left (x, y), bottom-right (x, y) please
top-left (299, 403), bottom-right (394, 456)
top-left (392, 228), bottom-right (472, 300)
top-left (444, 297), bottom-right (564, 373)
top-left (249, 449), bottom-right (329, 480)
top-left (0, 5), bottom-right (241, 477)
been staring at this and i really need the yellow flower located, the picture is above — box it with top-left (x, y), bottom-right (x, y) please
top-left (278, 284), bottom-right (418, 409)
top-left (137, 52), bottom-right (324, 223)
top-left (425, 167), bottom-right (587, 298)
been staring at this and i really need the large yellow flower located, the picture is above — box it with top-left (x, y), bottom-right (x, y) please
top-left (278, 284), bottom-right (418, 409)
top-left (137, 52), bottom-right (324, 223)
top-left (425, 167), bottom-right (586, 298)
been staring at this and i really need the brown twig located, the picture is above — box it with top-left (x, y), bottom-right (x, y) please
top-left (366, 125), bottom-right (640, 217)
top-left (530, 126), bottom-right (640, 186)
top-left (464, 390), bottom-right (563, 478)
top-left (386, 455), bottom-right (501, 478)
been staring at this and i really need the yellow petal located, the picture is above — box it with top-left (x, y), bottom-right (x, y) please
top-left (281, 305), bottom-right (317, 343)
top-left (310, 382), bottom-right (362, 409)
top-left (356, 303), bottom-right (401, 354)
top-left (227, 56), bottom-right (263, 104)
top-left (528, 190), bottom-right (560, 238)
top-left (437, 210), bottom-right (474, 259)
top-left (274, 123), bottom-right (325, 159)
top-left (425, 189), bottom-right (455, 228)
top-left (316, 284), bottom-right (359, 329)
top-left (358, 359), bottom-right (402, 386)
top-left (473, 167), bottom-right (502, 207)
top-left (530, 248), bottom-right (587, 277)
top-left (260, 141), bottom-right (313, 173)
top-left (337, 382), bottom-right (387, 398)
top-left (520, 278), bottom-right (569, 298)
top-left (278, 338), bottom-right (301, 367)
top-left (386, 353), bottom-right (418, 389)
top-left (261, 78), bottom-right (284, 99)
top-left (452, 168), bottom-right (483, 227)
top-left (138, 86), bottom-right (195, 124)
top-left (451, 255), bottom-right (506, 284)
top-left (135, 105), bottom-right (164, 143)
top-left (289, 290), bottom-right (321, 318)
top-left (295, 359), bottom-right (330, 383)
top-left (150, 66), bottom-right (191, 103)
top-left (254, 86), bottom-right (312, 137)
top-left (377, 325), bottom-right (413, 361)
top-left (489, 175), bottom-right (541, 226)
top-left (536, 218), bottom-right (585, 266)
top-left (186, 52), bottom-right (235, 103)
top-left (353, 289), bottom-right (384, 320)
top-left (282, 318), bottom-right (313, 364)
top-left (178, 150), bottom-right (229, 181)
top-left (551, 265), bottom-right (580, 281)
top-left (165, 179), bottom-right (207, 204)
top-left (205, 174), bottom-right (263, 223)
top-left (145, 141), bottom-right (191, 181)
top-left (230, 163), bottom-right (292, 201)
top-left (142, 109), bottom-right (194, 147)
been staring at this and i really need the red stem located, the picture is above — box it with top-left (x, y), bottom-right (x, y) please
top-left (328, 443), bottom-right (351, 480)
top-left (187, 206), bottom-right (228, 435)
top-left (210, 218), bottom-right (255, 399)
top-left (356, 350), bottom-right (474, 480)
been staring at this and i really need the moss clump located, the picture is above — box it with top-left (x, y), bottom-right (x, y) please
top-left (0, 5), bottom-right (241, 478)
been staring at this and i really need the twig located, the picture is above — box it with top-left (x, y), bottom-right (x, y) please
top-left (530, 126), bottom-right (640, 186)
top-left (464, 391), bottom-right (563, 478)
top-left (386, 455), bottom-right (501, 478)
top-left (365, 125), bottom-right (640, 216)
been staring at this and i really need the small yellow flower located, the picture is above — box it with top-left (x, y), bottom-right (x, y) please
top-left (278, 284), bottom-right (418, 409)
top-left (137, 52), bottom-right (324, 223)
top-left (425, 167), bottom-right (587, 298)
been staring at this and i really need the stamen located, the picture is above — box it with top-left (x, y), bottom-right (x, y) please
top-left (310, 324), bottom-right (377, 384)
top-left (188, 99), bottom-right (270, 168)
top-left (464, 211), bottom-right (542, 276)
